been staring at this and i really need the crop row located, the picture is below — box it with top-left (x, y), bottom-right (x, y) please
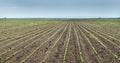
top-left (0, 23), bottom-right (60, 55)
top-left (40, 24), bottom-right (68, 63)
top-left (76, 23), bottom-right (120, 63)
top-left (0, 23), bottom-right (65, 63)
top-left (19, 24), bottom-right (66, 63)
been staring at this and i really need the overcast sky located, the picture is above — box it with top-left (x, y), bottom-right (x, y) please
top-left (0, 0), bottom-right (120, 18)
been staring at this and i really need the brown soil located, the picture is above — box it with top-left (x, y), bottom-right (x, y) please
top-left (76, 25), bottom-right (99, 63)
top-left (4, 25), bottom-right (64, 63)
top-left (0, 22), bottom-right (120, 63)
top-left (79, 25), bottom-right (120, 63)
top-left (24, 25), bottom-right (66, 63)
top-left (66, 25), bottom-right (80, 63)
top-left (44, 25), bottom-right (69, 63)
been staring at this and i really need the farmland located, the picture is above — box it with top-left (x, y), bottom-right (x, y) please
top-left (0, 18), bottom-right (120, 63)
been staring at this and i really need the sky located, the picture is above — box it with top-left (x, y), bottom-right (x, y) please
top-left (0, 0), bottom-right (120, 18)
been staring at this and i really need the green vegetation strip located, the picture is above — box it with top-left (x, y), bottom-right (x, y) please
top-left (73, 24), bottom-right (84, 63)
top-left (82, 25), bottom-right (120, 48)
top-left (0, 19), bottom-right (59, 32)
top-left (41, 24), bottom-right (68, 63)
top-left (0, 24), bottom-right (55, 49)
top-left (0, 24), bottom-right (48, 41)
top-left (0, 24), bottom-right (59, 57)
top-left (84, 24), bottom-right (120, 42)
top-left (0, 24), bottom-right (64, 63)
top-left (63, 24), bottom-right (71, 63)
top-left (87, 23), bottom-right (120, 37)
top-left (20, 24), bottom-right (65, 63)
top-left (0, 23), bottom-right (50, 42)
top-left (77, 25), bottom-right (104, 63)
top-left (85, 27), bottom-right (120, 48)
top-left (80, 26), bottom-right (120, 61)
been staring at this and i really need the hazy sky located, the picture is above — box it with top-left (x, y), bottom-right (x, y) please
top-left (0, 0), bottom-right (120, 18)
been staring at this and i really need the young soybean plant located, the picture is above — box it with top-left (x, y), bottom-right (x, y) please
top-left (20, 24), bottom-right (65, 63)
top-left (78, 25), bottom-right (104, 63)
top-left (81, 26), bottom-right (120, 61)
top-left (63, 23), bottom-right (71, 63)
top-left (73, 24), bottom-right (84, 63)
top-left (41, 24), bottom-right (68, 63)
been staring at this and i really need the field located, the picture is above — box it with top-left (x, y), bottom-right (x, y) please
top-left (0, 18), bottom-right (120, 63)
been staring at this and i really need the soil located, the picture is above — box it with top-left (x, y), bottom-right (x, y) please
top-left (0, 22), bottom-right (120, 63)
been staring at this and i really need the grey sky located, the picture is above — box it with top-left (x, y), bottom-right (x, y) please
top-left (0, 0), bottom-right (120, 18)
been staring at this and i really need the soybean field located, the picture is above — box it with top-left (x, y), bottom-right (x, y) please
top-left (0, 18), bottom-right (120, 63)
